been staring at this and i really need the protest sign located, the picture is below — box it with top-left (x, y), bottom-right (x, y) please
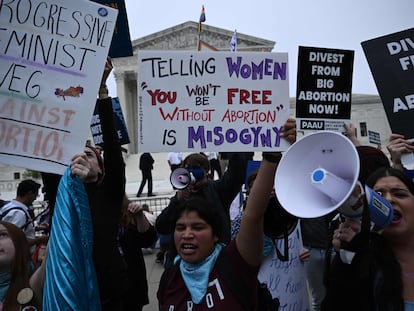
top-left (90, 0), bottom-right (133, 58)
top-left (362, 28), bottom-right (414, 139)
top-left (90, 97), bottom-right (130, 146)
top-left (137, 51), bottom-right (290, 152)
top-left (258, 223), bottom-right (309, 310)
top-left (296, 46), bottom-right (354, 132)
top-left (0, 0), bottom-right (118, 175)
top-left (368, 130), bottom-right (381, 145)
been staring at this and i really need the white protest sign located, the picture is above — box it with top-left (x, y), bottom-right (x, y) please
top-left (0, 0), bottom-right (118, 175)
top-left (138, 51), bottom-right (290, 152)
top-left (258, 223), bottom-right (310, 310)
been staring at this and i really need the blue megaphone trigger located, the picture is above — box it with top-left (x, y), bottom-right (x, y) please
top-left (187, 168), bottom-right (205, 182)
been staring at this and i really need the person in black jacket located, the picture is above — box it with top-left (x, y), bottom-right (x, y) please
top-left (322, 167), bottom-right (414, 311)
top-left (119, 195), bottom-right (157, 311)
top-left (156, 152), bottom-right (252, 245)
top-left (136, 152), bottom-right (155, 197)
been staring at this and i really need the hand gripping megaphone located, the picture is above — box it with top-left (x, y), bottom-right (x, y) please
top-left (338, 182), bottom-right (393, 231)
top-left (275, 131), bottom-right (393, 231)
top-left (170, 167), bottom-right (205, 190)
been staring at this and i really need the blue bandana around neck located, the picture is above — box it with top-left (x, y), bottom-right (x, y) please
top-left (263, 235), bottom-right (274, 257)
top-left (0, 272), bottom-right (11, 302)
top-left (176, 243), bottom-right (225, 304)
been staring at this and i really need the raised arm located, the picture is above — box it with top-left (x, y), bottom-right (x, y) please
top-left (235, 153), bottom-right (280, 266)
top-left (343, 123), bottom-right (361, 147)
top-left (387, 133), bottom-right (414, 170)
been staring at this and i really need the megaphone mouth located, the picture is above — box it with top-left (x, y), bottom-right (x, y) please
top-left (170, 167), bottom-right (205, 190)
top-left (275, 131), bottom-right (360, 218)
top-left (170, 168), bottom-right (193, 190)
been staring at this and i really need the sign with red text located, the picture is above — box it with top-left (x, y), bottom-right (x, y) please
top-left (362, 28), bottom-right (414, 139)
top-left (137, 51), bottom-right (290, 152)
top-left (0, 0), bottom-right (118, 175)
top-left (296, 46), bottom-right (354, 132)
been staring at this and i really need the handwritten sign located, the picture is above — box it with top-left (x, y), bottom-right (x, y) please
top-left (296, 46), bottom-right (354, 133)
top-left (137, 51), bottom-right (290, 152)
top-left (258, 223), bottom-right (310, 311)
top-left (362, 28), bottom-right (414, 139)
top-left (0, 0), bottom-right (118, 175)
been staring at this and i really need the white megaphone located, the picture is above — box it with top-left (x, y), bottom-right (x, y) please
top-left (275, 131), bottom-right (393, 231)
top-left (170, 167), bottom-right (205, 190)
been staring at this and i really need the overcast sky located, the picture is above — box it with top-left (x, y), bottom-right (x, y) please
top-left (107, 0), bottom-right (412, 97)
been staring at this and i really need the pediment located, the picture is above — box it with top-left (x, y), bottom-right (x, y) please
top-left (131, 21), bottom-right (275, 52)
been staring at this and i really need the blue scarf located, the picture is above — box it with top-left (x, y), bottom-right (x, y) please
top-left (177, 243), bottom-right (225, 304)
top-left (0, 272), bottom-right (10, 302)
top-left (263, 235), bottom-right (274, 257)
top-left (43, 168), bottom-right (101, 310)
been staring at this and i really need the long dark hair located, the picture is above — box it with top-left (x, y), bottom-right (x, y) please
top-left (0, 221), bottom-right (32, 311)
top-left (366, 167), bottom-right (414, 194)
top-left (365, 167), bottom-right (409, 310)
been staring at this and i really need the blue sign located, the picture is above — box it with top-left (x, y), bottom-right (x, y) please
top-left (91, 97), bottom-right (130, 146)
top-left (91, 0), bottom-right (133, 58)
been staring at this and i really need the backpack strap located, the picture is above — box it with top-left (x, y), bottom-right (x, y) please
top-left (0, 206), bottom-right (30, 229)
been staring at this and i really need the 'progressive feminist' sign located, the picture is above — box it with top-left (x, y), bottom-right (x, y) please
top-left (0, 0), bottom-right (117, 174)
top-left (138, 51), bottom-right (290, 152)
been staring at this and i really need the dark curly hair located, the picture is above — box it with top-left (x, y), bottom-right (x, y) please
top-left (172, 193), bottom-right (222, 239)
top-left (183, 153), bottom-right (210, 172)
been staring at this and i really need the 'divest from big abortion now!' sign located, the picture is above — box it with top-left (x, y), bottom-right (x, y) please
top-left (137, 51), bottom-right (290, 152)
top-left (296, 46), bottom-right (354, 133)
top-left (0, 0), bottom-right (118, 175)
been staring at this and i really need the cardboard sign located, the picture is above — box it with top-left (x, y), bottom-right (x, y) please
top-left (137, 51), bottom-right (290, 152)
top-left (90, 0), bottom-right (133, 58)
top-left (0, 0), bottom-right (118, 174)
top-left (362, 28), bottom-right (414, 139)
top-left (91, 97), bottom-right (130, 146)
top-left (296, 46), bottom-right (354, 132)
